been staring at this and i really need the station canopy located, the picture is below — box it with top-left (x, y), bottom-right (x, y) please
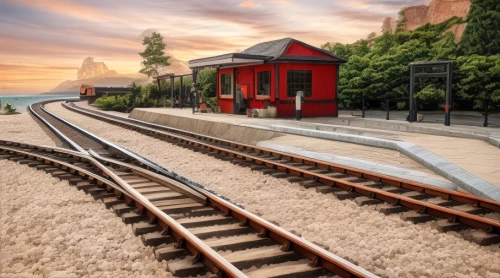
top-left (188, 37), bottom-right (347, 69)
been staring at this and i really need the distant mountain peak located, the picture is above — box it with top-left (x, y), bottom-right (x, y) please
top-left (77, 57), bottom-right (110, 80)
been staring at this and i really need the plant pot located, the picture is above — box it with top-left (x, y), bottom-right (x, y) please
top-left (213, 106), bottom-right (221, 113)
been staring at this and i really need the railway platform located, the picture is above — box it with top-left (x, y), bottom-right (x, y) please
top-left (127, 107), bottom-right (500, 200)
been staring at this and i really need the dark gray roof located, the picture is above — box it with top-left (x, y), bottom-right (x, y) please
top-left (189, 53), bottom-right (271, 65)
top-left (241, 37), bottom-right (293, 59)
top-left (188, 37), bottom-right (347, 68)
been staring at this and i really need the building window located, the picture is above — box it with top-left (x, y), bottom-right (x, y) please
top-left (257, 71), bottom-right (271, 96)
top-left (220, 73), bottom-right (232, 96)
top-left (287, 70), bottom-right (312, 97)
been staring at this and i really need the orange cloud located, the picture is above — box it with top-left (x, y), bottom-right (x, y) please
top-left (238, 1), bottom-right (261, 8)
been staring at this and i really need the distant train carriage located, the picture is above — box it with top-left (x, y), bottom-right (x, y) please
top-left (80, 85), bottom-right (132, 103)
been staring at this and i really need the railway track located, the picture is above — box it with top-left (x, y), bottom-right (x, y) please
top-left (60, 101), bottom-right (500, 246)
top-left (14, 100), bottom-right (379, 277)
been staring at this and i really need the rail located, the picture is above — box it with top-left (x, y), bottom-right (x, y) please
top-left (27, 100), bottom-right (379, 277)
top-left (62, 101), bottom-right (500, 236)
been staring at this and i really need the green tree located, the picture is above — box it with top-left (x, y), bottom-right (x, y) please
top-left (395, 9), bottom-right (407, 33)
top-left (130, 82), bottom-right (142, 107)
top-left (457, 55), bottom-right (500, 109)
top-left (459, 0), bottom-right (500, 56)
top-left (139, 32), bottom-right (171, 78)
top-left (430, 32), bottom-right (458, 60)
top-left (373, 31), bottom-right (395, 55)
top-left (197, 68), bottom-right (217, 100)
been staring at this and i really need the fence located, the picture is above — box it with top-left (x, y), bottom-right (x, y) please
top-left (343, 98), bottom-right (500, 127)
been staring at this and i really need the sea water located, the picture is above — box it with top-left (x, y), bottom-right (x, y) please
top-left (0, 94), bottom-right (78, 112)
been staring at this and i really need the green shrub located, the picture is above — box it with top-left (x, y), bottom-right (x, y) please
top-left (2, 103), bottom-right (18, 115)
top-left (94, 95), bottom-right (130, 112)
top-left (206, 97), bottom-right (218, 107)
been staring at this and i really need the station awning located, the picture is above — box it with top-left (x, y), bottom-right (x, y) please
top-left (188, 53), bottom-right (272, 68)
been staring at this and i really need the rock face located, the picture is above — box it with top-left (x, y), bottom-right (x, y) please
top-left (383, 0), bottom-right (471, 40)
top-left (76, 57), bottom-right (109, 80)
top-left (427, 0), bottom-right (470, 25)
top-left (404, 5), bottom-right (431, 30)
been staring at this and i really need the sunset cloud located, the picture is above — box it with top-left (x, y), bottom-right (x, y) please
top-left (238, 1), bottom-right (262, 8)
top-left (0, 0), bottom-right (431, 94)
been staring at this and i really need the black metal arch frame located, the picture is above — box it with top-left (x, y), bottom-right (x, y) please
top-left (409, 60), bottom-right (454, 126)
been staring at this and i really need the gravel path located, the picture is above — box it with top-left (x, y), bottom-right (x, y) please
top-left (0, 159), bottom-right (173, 277)
top-left (45, 102), bottom-right (500, 278)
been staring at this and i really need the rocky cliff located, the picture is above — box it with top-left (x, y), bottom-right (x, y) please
top-left (77, 57), bottom-right (109, 80)
top-left (51, 57), bottom-right (147, 92)
top-left (382, 0), bottom-right (470, 41)
top-left (51, 55), bottom-right (190, 93)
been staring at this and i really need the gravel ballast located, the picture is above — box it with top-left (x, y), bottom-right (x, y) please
top-left (0, 159), bottom-right (173, 277)
top-left (0, 113), bottom-right (56, 146)
top-left (44, 102), bottom-right (500, 277)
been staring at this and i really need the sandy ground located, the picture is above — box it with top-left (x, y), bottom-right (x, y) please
top-left (0, 113), bottom-right (56, 146)
top-left (45, 102), bottom-right (500, 278)
top-left (0, 159), bottom-right (173, 277)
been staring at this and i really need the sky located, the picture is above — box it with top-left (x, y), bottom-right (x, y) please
top-left (0, 0), bottom-right (430, 94)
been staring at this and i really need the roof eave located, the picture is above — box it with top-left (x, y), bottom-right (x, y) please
top-left (273, 56), bottom-right (348, 64)
top-left (188, 53), bottom-right (272, 68)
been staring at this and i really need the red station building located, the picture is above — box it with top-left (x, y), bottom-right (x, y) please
top-left (188, 38), bottom-right (347, 118)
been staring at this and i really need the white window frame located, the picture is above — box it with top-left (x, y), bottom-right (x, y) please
top-left (219, 73), bottom-right (233, 99)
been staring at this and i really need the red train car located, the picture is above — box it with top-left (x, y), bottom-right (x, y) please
top-left (188, 38), bottom-right (347, 117)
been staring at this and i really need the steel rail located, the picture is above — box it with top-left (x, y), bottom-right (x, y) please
top-left (37, 102), bottom-right (208, 197)
top-left (31, 101), bottom-right (380, 277)
top-left (0, 140), bottom-right (85, 157)
top-left (89, 149), bottom-right (378, 278)
top-left (64, 101), bottom-right (500, 213)
top-left (0, 145), bottom-right (119, 193)
top-left (87, 151), bottom-right (247, 278)
top-left (88, 150), bottom-right (207, 205)
top-left (29, 101), bottom-right (87, 153)
top-left (61, 102), bottom-right (500, 233)
top-left (196, 143), bottom-right (500, 234)
top-left (27, 102), bottom-right (249, 276)
top-left (0, 142), bottom-right (247, 278)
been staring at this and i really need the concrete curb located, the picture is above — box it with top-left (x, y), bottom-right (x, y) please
top-left (266, 124), bottom-right (500, 201)
top-left (486, 137), bottom-right (500, 148)
top-left (285, 119), bottom-right (500, 149)
top-left (256, 141), bottom-right (458, 191)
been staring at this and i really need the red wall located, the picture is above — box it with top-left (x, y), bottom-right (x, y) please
top-left (216, 62), bottom-right (338, 117)
top-left (277, 63), bottom-right (337, 118)
top-left (284, 42), bottom-right (331, 58)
